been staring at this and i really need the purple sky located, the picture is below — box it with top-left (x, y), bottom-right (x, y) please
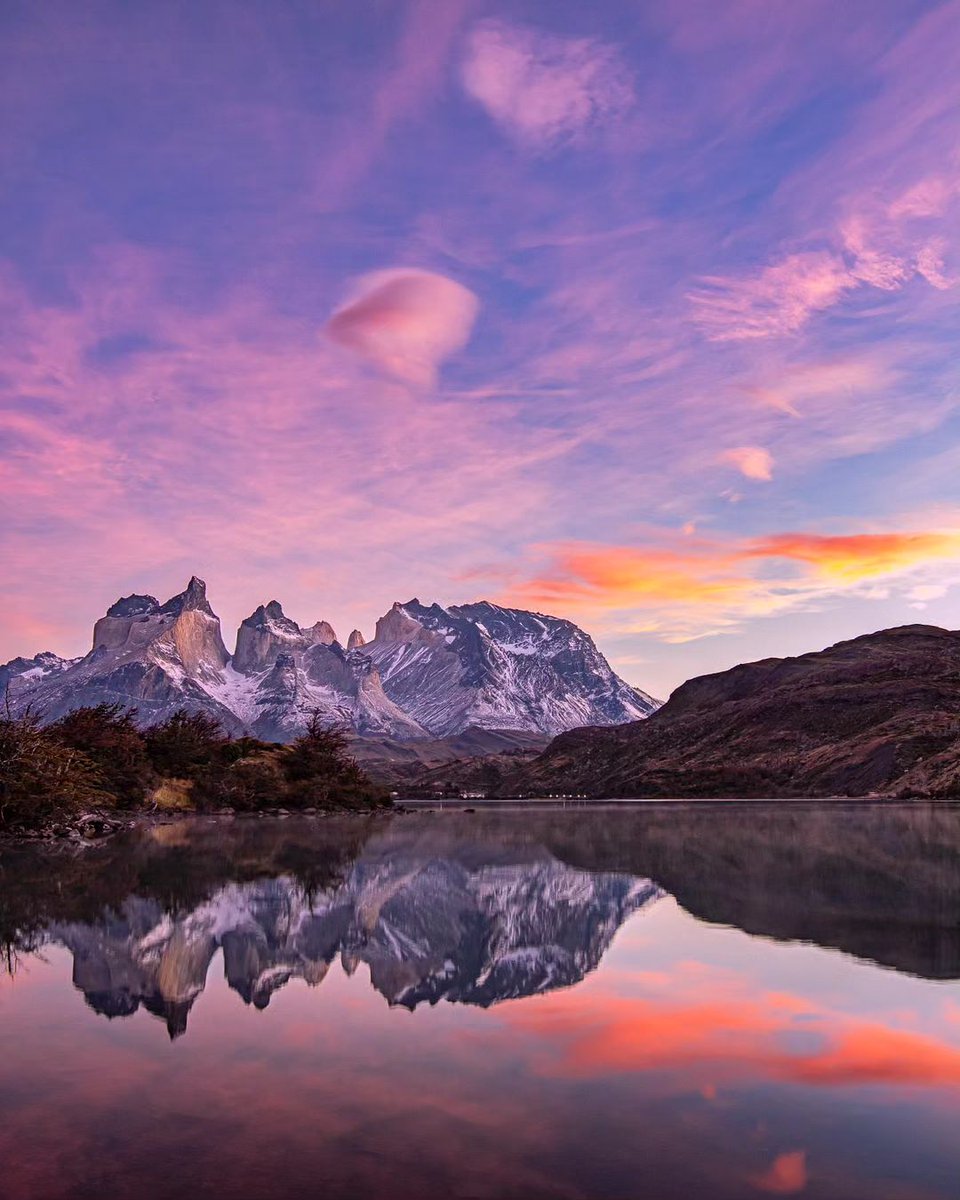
top-left (2, 0), bottom-right (959, 698)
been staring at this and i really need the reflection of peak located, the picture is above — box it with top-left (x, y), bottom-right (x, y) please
top-left (355, 856), bottom-right (661, 1010)
top-left (45, 839), bottom-right (661, 1036)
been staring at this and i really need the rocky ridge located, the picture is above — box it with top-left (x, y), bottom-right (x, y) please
top-left (3, 578), bottom-right (657, 743)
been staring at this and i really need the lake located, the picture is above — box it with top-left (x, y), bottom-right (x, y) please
top-left (2, 803), bottom-right (959, 1199)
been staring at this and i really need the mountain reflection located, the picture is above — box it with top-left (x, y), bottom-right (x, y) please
top-left (3, 802), bottom-right (960, 1040)
top-left (16, 820), bottom-right (660, 1037)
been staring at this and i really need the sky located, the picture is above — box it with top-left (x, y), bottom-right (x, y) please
top-left (1, 0), bottom-right (959, 699)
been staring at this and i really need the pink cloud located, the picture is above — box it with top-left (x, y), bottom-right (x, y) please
top-left (325, 269), bottom-right (479, 387)
top-left (721, 446), bottom-right (774, 482)
top-left (916, 238), bottom-right (956, 290)
top-left (839, 179), bottom-right (959, 295)
top-left (842, 214), bottom-right (912, 291)
top-left (460, 19), bottom-right (633, 150)
top-left (888, 175), bottom-right (954, 221)
top-left (690, 252), bottom-right (855, 341)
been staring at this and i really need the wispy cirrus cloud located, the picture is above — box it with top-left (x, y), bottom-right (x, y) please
top-left (460, 19), bottom-right (634, 150)
top-left (690, 251), bottom-right (856, 341)
top-left (691, 165), bottom-right (959, 342)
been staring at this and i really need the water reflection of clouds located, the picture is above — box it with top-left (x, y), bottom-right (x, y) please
top-left (495, 963), bottom-right (960, 1093)
top-left (4, 923), bottom-right (960, 1199)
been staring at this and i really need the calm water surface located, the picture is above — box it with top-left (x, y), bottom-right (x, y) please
top-left (2, 803), bottom-right (959, 1199)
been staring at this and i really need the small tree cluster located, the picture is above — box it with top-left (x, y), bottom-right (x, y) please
top-left (49, 704), bottom-right (153, 807)
top-left (0, 710), bottom-right (107, 830)
top-left (281, 713), bottom-right (384, 809)
top-left (0, 703), bottom-right (387, 830)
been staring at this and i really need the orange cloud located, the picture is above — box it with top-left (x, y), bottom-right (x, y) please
top-left (499, 988), bottom-right (960, 1092)
top-left (722, 446), bottom-right (774, 481)
top-left (500, 524), bottom-right (960, 638)
top-left (745, 531), bottom-right (960, 583)
top-left (325, 268), bottom-right (479, 386)
top-left (751, 1151), bottom-right (808, 1195)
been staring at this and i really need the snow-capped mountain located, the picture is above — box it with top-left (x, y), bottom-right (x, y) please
top-left (220, 600), bottom-right (426, 741)
top-left (2, 577), bottom-right (659, 740)
top-left (364, 599), bottom-right (658, 736)
top-left (46, 830), bottom-right (662, 1036)
top-left (0, 650), bottom-right (78, 699)
top-left (3, 577), bottom-right (242, 730)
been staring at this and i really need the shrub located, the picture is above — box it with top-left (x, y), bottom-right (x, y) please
top-left (202, 755), bottom-right (287, 811)
top-left (281, 713), bottom-right (387, 809)
top-left (0, 711), bottom-right (108, 830)
top-left (144, 710), bottom-right (225, 779)
top-left (48, 704), bottom-right (152, 808)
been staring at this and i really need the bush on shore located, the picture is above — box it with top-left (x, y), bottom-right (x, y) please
top-left (0, 705), bottom-right (388, 831)
top-left (0, 710), bottom-right (108, 830)
top-left (48, 704), bottom-right (153, 808)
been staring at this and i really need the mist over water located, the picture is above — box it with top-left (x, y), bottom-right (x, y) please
top-left (2, 805), bottom-right (959, 1199)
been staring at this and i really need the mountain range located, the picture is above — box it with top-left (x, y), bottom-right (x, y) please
top-left (1, 576), bottom-right (658, 743)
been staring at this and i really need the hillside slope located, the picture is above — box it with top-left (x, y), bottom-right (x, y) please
top-left (505, 625), bottom-right (960, 799)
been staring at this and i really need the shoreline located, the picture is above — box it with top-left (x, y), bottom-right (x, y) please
top-left (4, 793), bottom-right (957, 847)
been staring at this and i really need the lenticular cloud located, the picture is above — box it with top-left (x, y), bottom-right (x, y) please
top-left (325, 269), bottom-right (479, 387)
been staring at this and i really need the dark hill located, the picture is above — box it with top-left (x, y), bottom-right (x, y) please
top-left (505, 625), bottom-right (960, 799)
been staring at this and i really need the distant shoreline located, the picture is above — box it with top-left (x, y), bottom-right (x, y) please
top-left (403, 795), bottom-right (955, 808)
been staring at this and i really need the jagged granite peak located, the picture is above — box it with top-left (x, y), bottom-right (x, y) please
top-left (12, 577), bottom-right (235, 731)
top-left (6, 581), bottom-right (659, 742)
top-left (374, 601), bottom-right (430, 645)
top-left (232, 603), bottom-right (339, 679)
top-left (106, 594), bottom-right (160, 619)
top-left (363, 597), bottom-right (658, 737)
top-left (233, 600), bottom-right (306, 674)
top-left (159, 575), bottom-right (215, 617)
top-left (308, 620), bottom-right (338, 646)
